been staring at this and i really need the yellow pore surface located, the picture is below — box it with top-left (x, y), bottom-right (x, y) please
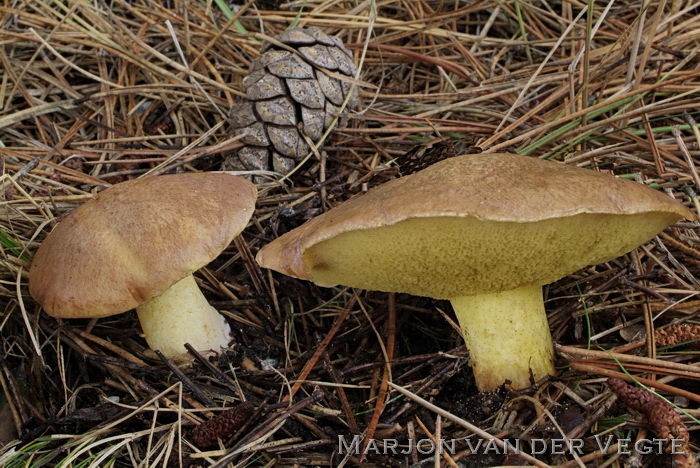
top-left (305, 212), bottom-right (679, 299)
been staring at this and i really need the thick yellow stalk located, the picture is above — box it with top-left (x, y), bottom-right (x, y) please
top-left (136, 274), bottom-right (231, 359)
top-left (451, 285), bottom-right (555, 391)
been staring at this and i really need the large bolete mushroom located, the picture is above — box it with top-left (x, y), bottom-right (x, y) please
top-left (256, 153), bottom-right (694, 390)
top-left (30, 173), bottom-right (257, 359)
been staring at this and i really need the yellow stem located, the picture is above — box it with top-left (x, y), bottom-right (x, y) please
top-left (450, 285), bottom-right (555, 391)
top-left (136, 274), bottom-right (231, 359)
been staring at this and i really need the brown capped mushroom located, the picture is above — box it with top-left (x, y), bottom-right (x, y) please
top-left (256, 153), bottom-right (694, 391)
top-left (29, 173), bottom-right (257, 359)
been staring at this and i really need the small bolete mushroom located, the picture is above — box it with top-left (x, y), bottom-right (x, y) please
top-left (29, 173), bottom-right (257, 359)
top-left (256, 153), bottom-right (694, 391)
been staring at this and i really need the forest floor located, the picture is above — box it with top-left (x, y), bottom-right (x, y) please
top-left (0, 1), bottom-right (699, 467)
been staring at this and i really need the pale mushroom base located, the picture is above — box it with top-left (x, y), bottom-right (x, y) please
top-left (136, 274), bottom-right (231, 359)
top-left (451, 285), bottom-right (555, 391)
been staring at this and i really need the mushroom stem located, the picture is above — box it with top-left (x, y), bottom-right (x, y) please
top-left (136, 274), bottom-right (231, 359)
top-left (451, 285), bottom-right (555, 391)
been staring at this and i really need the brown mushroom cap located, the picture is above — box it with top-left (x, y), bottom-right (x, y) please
top-left (256, 153), bottom-right (694, 299)
top-left (30, 173), bottom-right (257, 318)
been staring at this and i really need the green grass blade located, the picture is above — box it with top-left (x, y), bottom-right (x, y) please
top-left (288, 0), bottom-right (308, 29)
top-left (212, 0), bottom-right (249, 35)
top-left (0, 229), bottom-right (30, 262)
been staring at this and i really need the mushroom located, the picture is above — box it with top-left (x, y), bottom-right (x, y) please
top-left (256, 153), bottom-right (694, 391)
top-left (29, 173), bottom-right (257, 359)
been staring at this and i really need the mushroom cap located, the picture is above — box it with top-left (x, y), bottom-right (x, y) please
top-left (256, 153), bottom-right (694, 299)
top-left (30, 173), bottom-right (257, 318)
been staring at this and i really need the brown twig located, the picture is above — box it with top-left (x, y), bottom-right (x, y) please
top-left (155, 350), bottom-right (216, 407)
top-left (569, 363), bottom-right (700, 403)
top-left (361, 293), bottom-right (397, 458)
top-left (284, 294), bottom-right (356, 402)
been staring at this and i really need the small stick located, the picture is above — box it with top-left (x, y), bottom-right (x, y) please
top-left (361, 293), bottom-right (397, 457)
top-left (156, 350), bottom-right (215, 407)
top-left (683, 114), bottom-right (700, 150)
top-left (234, 235), bottom-right (270, 299)
top-left (414, 416), bottom-right (459, 468)
top-left (339, 346), bottom-right (465, 376)
top-left (184, 343), bottom-right (242, 393)
top-left (556, 442), bottom-right (621, 468)
top-left (388, 382), bottom-right (551, 468)
top-left (643, 113), bottom-right (665, 175)
top-left (321, 349), bottom-right (359, 434)
top-left (73, 328), bottom-right (147, 366)
top-left (673, 125), bottom-right (700, 188)
top-left (83, 354), bottom-right (167, 377)
top-left (568, 362), bottom-right (700, 403)
top-left (556, 344), bottom-right (700, 375)
top-left (567, 359), bottom-right (699, 380)
top-left (284, 295), bottom-right (356, 402)
top-left (0, 357), bottom-right (25, 434)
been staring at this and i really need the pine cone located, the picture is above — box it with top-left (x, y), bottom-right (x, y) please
top-left (608, 378), bottom-right (690, 444)
top-left (608, 378), bottom-right (695, 467)
top-left (190, 401), bottom-right (254, 448)
top-left (226, 27), bottom-right (358, 175)
top-left (656, 323), bottom-right (700, 350)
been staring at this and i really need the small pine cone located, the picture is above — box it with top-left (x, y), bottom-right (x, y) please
top-left (190, 401), bottom-right (255, 448)
top-left (226, 27), bottom-right (358, 175)
top-left (608, 379), bottom-right (691, 455)
top-left (656, 324), bottom-right (700, 350)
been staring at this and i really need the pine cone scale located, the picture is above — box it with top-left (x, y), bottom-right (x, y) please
top-left (299, 46), bottom-right (339, 70)
top-left (287, 78), bottom-right (325, 109)
top-left (246, 75), bottom-right (285, 100)
top-left (317, 72), bottom-right (344, 105)
top-left (268, 126), bottom-right (305, 158)
top-left (301, 107), bottom-right (325, 140)
top-left (278, 28), bottom-right (316, 44)
top-left (230, 101), bottom-right (256, 128)
top-left (267, 55), bottom-right (314, 79)
top-left (255, 97), bottom-right (296, 126)
top-left (241, 122), bottom-right (269, 146)
top-left (238, 147), bottom-right (268, 170)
